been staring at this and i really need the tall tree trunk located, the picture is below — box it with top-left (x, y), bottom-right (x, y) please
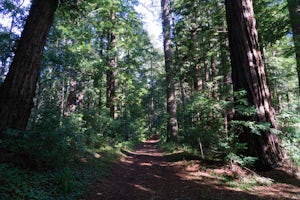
top-left (161, 0), bottom-right (178, 141)
top-left (67, 78), bottom-right (77, 114)
top-left (191, 26), bottom-right (203, 91)
top-left (211, 55), bottom-right (218, 100)
top-left (287, 0), bottom-right (300, 93)
top-left (202, 35), bottom-right (210, 92)
top-left (106, 29), bottom-right (118, 119)
top-left (0, 0), bottom-right (58, 135)
top-left (225, 0), bottom-right (283, 169)
top-left (173, 15), bottom-right (187, 136)
top-left (98, 37), bottom-right (105, 109)
top-left (60, 79), bottom-right (66, 120)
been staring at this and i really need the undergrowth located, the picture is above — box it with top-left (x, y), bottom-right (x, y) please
top-left (0, 146), bottom-right (119, 200)
top-left (158, 141), bottom-right (201, 162)
top-left (158, 141), bottom-right (197, 154)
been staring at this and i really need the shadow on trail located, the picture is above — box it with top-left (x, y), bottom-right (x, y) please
top-left (84, 140), bottom-right (298, 200)
top-left (120, 144), bottom-right (222, 166)
top-left (257, 168), bottom-right (300, 188)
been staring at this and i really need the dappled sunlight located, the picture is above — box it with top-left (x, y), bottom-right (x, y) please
top-left (121, 157), bottom-right (134, 164)
top-left (184, 163), bottom-right (201, 172)
top-left (153, 174), bottom-right (165, 179)
top-left (93, 153), bottom-right (101, 159)
top-left (254, 184), bottom-right (300, 200)
top-left (139, 162), bottom-right (152, 167)
top-left (84, 140), bottom-right (300, 200)
top-left (133, 184), bottom-right (155, 193)
top-left (132, 151), bottom-right (164, 157)
top-left (1, 0), bottom-right (297, 199)
top-left (186, 171), bottom-right (214, 180)
top-left (145, 139), bottom-right (161, 144)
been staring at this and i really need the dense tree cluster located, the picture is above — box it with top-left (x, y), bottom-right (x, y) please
top-left (0, 0), bottom-right (299, 197)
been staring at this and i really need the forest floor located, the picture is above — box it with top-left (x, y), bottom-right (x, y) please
top-left (84, 140), bottom-right (300, 200)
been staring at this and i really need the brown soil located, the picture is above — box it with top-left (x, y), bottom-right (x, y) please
top-left (84, 140), bottom-right (300, 200)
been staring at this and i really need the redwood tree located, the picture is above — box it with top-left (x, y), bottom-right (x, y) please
top-left (106, 11), bottom-right (118, 120)
top-left (225, 0), bottom-right (283, 169)
top-left (0, 0), bottom-right (59, 135)
top-left (161, 0), bottom-right (178, 141)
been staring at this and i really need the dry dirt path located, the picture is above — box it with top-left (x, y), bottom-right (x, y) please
top-left (84, 140), bottom-right (300, 200)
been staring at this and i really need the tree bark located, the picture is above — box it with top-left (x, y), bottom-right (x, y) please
top-left (225, 0), bottom-right (283, 169)
top-left (67, 78), bottom-right (77, 114)
top-left (161, 0), bottom-right (178, 141)
top-left (211, 55), bottom-right (218, 100)
top-left (106, 25), bottom-right (118, 119)
top-left (191, 27), bottom-right (203, 91)
top-left (0, 0), bottom-right (58, 135)
top-left (287, 0), bottom-right (300, 93)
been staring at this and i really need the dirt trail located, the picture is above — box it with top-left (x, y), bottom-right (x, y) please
top-left (84, 140), bottom-right (300, 200)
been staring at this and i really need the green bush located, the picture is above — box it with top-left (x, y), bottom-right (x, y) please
top-left (220, 90), bottom-right (268, 167)
top-left (2, 130), bottom-right (74, 171)
top-left (178, 91), bottom-right (229, 152)
top-left (0, 152), bottom-right (113, 199)
top-left (82, 108), bottom-right (112, 147)
top-left (1, 113), bottom-right (85, 171)
top-left (277, 111), bottom-right (300, 166)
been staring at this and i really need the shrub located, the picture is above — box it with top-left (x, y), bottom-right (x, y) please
top-left (277, 111), bottom-right (300, 166)
top-left (1, 113), bottom-right (85, 171)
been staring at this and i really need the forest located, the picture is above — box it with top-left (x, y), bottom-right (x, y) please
top-left (0, 0), bottom-right (299, 199)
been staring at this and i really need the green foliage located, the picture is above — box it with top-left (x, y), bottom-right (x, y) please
top-left (0, 0), bottom-right (29, 76)
top-left (169, 0), bottom-right (297, 169)
top-left (2, 0), bottom-right (299, 198)
top-left (82, 108), bottom-right (111, 148)
top-left (221, 132), bottom-right (258, 167)
top-left (0, 164), bottom-right (49, 199)
top-left (177, 91), bottom-right (229, 153)
top-left (254, 0), bottom-right (289, 45)
top-left (1, 129), bottom-right (78, 171)
top-left (158, 141), bottom-right (197, 155)
top-left (277, 110), bottom-right (300, 166)
top-left (218, 173), bottom-right (273, 191)
top-left (221, 91), bottom-right (269, 167)
top-left (1, 107), bottom-right (120, 199)
top-left (0, 146), bottom-right (116, 199)
top-left (0, 0), bottom-right (28, 28)
top-left (220, 134), bottom-right (256, 167)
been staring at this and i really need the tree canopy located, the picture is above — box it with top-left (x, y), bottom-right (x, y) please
top-left (0, 0), bottom-right (299, 198)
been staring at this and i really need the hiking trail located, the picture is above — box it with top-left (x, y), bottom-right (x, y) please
top-left (84, 140), bottom-right (300, 200)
